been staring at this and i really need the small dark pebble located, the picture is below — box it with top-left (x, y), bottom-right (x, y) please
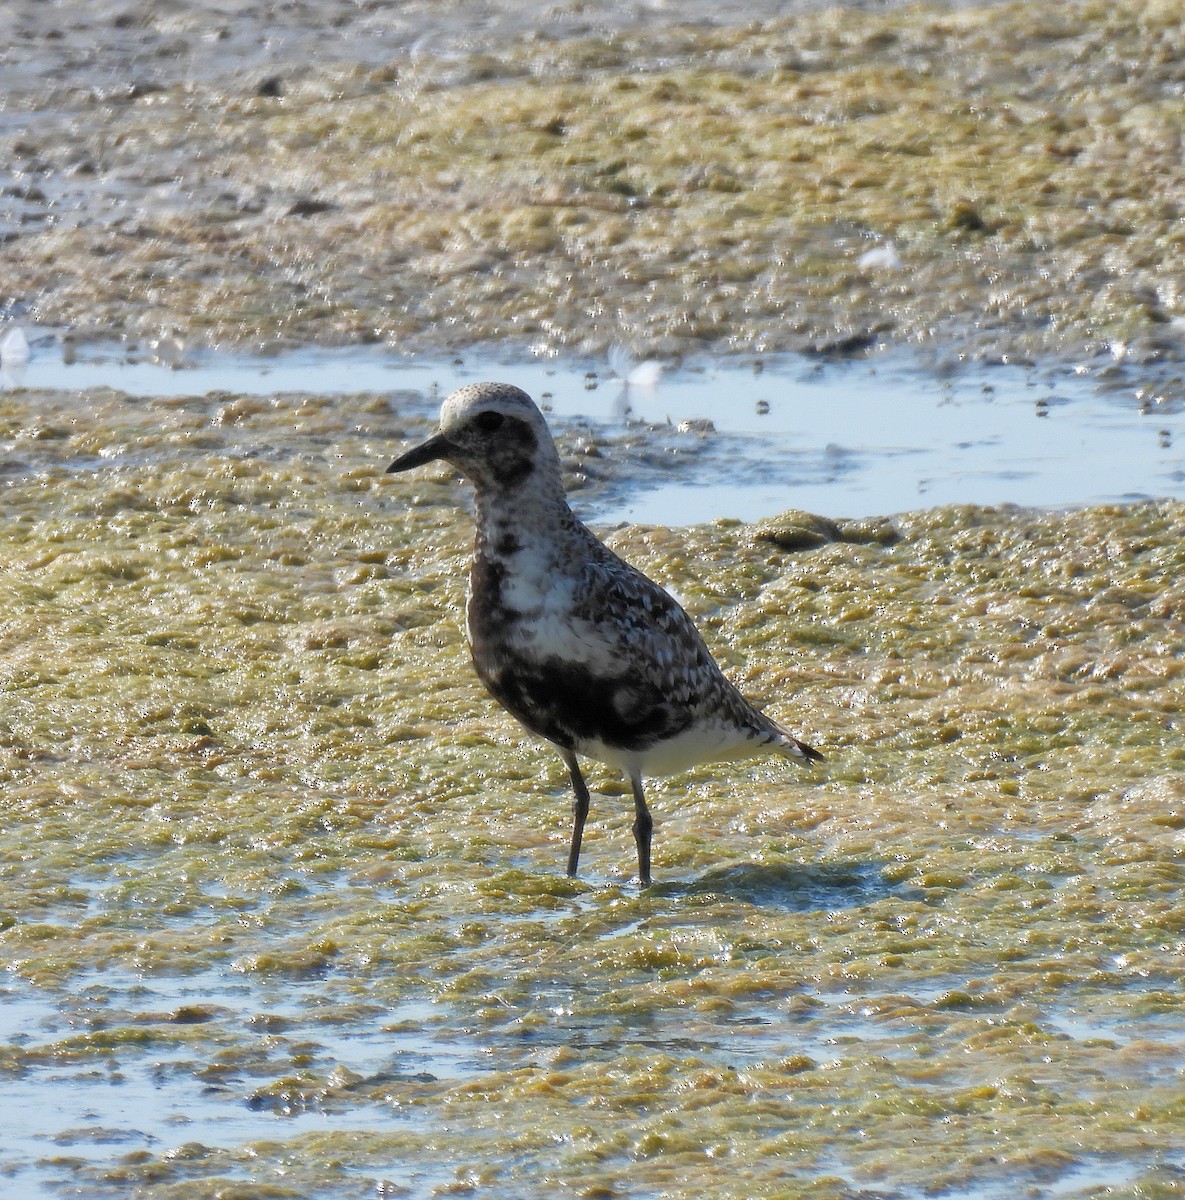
top-left (286, 197), bottom-right (338, 217)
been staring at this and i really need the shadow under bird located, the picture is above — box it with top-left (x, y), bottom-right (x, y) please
top-left (386, 382), bottom-right (822, 886)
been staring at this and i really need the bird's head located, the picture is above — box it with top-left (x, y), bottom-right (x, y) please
top-left (387, 382), bottom-right (560, 491)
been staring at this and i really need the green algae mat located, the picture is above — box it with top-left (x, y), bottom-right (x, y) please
top-left (0, 381), bottom-right (1183, 1197)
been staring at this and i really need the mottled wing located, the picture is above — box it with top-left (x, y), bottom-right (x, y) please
top-left (572, 529), bottom-right (822, 764)
top-left (574, 536), bottom-right (723, 711)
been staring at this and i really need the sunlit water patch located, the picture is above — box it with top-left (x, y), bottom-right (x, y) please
top-left (4, 338), bottom-right (1184, 522)
top-left (0, 969), bottom-right (487, 1199)
top-left (820, 1150), bottom-right (1185, 1200)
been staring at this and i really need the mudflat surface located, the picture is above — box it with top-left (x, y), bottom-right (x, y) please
top-left (4, 0), bottom-right (1183, 364)
top-left (0, 380), bottom-right (1184, 1198)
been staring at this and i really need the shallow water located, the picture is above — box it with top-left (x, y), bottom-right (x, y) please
top-left (8, 869), bottom-right (1184, 1200)
top-left (5, 339), bottom-right (1183, 523)
top-left (1, 969), bottom-right (480, 1199)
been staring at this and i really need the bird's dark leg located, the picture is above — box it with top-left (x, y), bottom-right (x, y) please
top-left (561, 748), bottom-right (591, 879)
top-left (629, 769), bottom-right (653, 887)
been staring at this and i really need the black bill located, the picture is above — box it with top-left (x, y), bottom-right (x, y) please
top-left (387, 432), bottom-right (452, 473)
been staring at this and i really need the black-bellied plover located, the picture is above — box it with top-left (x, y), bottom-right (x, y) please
top-left (387, 382), bottom-right (822, 886)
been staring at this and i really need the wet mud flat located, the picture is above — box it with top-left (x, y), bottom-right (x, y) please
top-left (3, 0), bottom-right (1185, 363)
top-left (0, 382), bottom-right (1183, 1197)
top-left (3, 0), bottom-right (1185, 1194)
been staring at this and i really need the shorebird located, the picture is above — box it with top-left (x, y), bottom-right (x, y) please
top-left (387, 382), bottom-right (822, 886)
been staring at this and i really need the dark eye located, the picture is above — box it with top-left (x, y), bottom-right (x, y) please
top-left (474, 411), bottom-right (505, 433)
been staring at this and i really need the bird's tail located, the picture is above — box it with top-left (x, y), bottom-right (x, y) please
top-left (768, 721), bottom-right (824, 764)
top-left (781, 735), bottom-right (824, 764)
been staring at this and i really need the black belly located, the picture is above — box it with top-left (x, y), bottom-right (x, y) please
top-left (474, 651), bottom-right (690, 754)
